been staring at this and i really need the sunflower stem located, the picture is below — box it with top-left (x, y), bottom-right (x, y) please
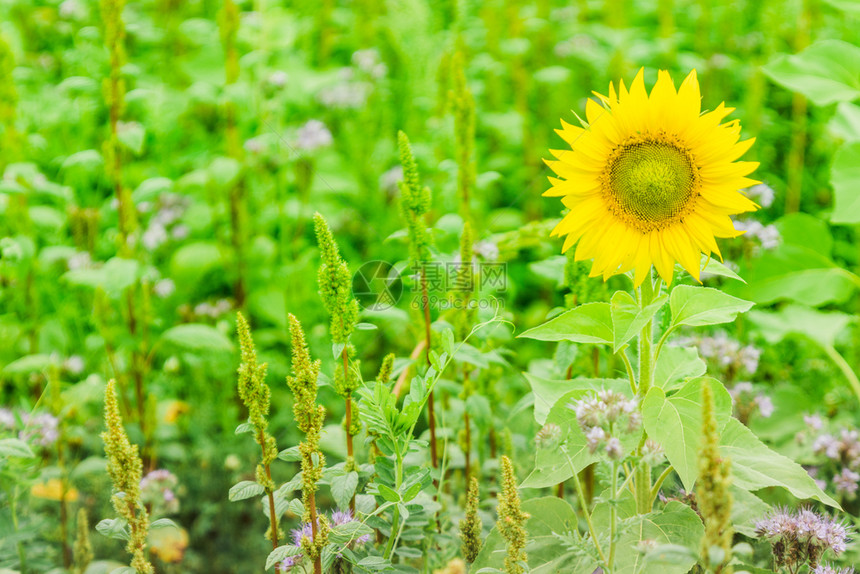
top-left (635, 271), bottom-right (655, 514)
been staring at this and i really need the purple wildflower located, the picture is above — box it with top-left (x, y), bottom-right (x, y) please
top-left (834, 467), bottom-right (860, 497)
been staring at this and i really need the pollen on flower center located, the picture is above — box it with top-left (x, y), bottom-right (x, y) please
top-left (603, 139), bottom-right (700, 232)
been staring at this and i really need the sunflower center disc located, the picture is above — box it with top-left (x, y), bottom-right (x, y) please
top-left (607, 141), bottom-right (696, 228)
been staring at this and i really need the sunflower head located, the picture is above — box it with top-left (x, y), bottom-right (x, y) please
top-left (546, 69), bottom-right (759, 287)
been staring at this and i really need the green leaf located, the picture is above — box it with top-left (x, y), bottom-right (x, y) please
top-left (132, 177), bottom-right (173, 203)
top-left (117, 122), bottom-right (146, 155)
top-left (160, 324), bottom-right (234, 353)
top-left (330, 471), bottom-right (359, 510)
top-left (720, 417), bottom-right (840, 508)
top-left (402, 480), bottom-right (423, 502)
top-left (831, 141), bottom-right (860, 224)
top-left (472, 497), bottom-right (592, 574)
top-left (328, 521), bottom-right (374, 544)
top-left (730, 486), bottom-right (771, 537)
top-left (228, 480), bottom-right (265, 502)
top-left (266, 545), bottom-right (300, 570)
top-left (235, 422), bottom-right (254, 434)
top-left (169, 241), bottom-right (224, 289)
top-left (763, 39), bottom-right (860, 106)
top-left (734, 244), bottom-right (857, 306)
top-left (522, 385), bottom-right (637, 489)
top-left (518, 302), bottom-right (613, 345)
top-left (749, 304), bottom-right (854, 347)
top-left (524, 373), bottom-right (629, 425)
top-left (822, 0), bottom-right (860, 17)
top-left (0, 438), bottom-right (36, 459)
top-left (96, 518), bottom-right (130, 541)
top-left (149, 518), bottom-right (179, 530)
top-left (669, 286), bottom-right (753, 328)
top-left (377, 483), bottom-right (400, 503)
top-left (701, 257), bottom-right (745, 283)
top-left (610, 291), bottom-right (668, 351)
top-left (653, 347), bottom-right (706, 390)
top-left (829, 102), bottom-right (860, 142)
top-left (208, 157), bottom-right (242, 189)
top-left (277, 446), bottom-right (301, 461)
top-left (2, 354), bottom-right (54, 376)
top-left (642, 377), bottom-right (732, 491)
top-left (64, 257), bottom-right (140, 295)
top-left (605, 501), bottom-right (704, 574)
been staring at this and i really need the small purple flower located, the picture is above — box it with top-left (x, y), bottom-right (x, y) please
top-left (585, 427), bottom-right (606, 454)
top-left (295, 120), bottom-right (333, 152)
top-left (19, 412), bottom-right (59, 447)
top-left (834, 467), bottom-right (860, 497)
top-left (279, 510), bottom-right (371, 571)
top-left (605, 437), bottom-right (623, 460)
top-left (805, 414), bottom-right (824, 432)
top-left (141, 469), bottom-right (180, 515)
top-left (755, 395), bottom-right (774, 418)
top-left (0, 407), bottom-right (16, 429)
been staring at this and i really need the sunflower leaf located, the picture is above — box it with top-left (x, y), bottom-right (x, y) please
top-left (669, 286), bottom-right (753, 328)
top-left (610, 291), bottom-right (668, 351)
top-left (518, 302), bottom-right (613, 345)
top-left (763, 39), bottom-right (860, 106)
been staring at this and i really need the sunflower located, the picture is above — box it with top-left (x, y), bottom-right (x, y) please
top-left (546, 69), bottom-right (759, 287)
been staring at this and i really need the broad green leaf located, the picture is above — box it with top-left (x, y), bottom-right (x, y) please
top-left (472, 497), bottom-right (593, 574)
top-left (521, 389), bottom-right (597, 489)
top-left (523, 385), bottom-right (639, 489)
top-left (777, 212), bottom-right (833, 252)
top-left (669, 286), bottom-right (753, 328)
top-left (763, 40), bottom-right (860, 106)
top-left (0, 438), bottom-right (36, 458)
top-left (524, 373), bottom-right (629, 425)
top-left (117, 122), bottom-right (145, 155)
top-left (160, 324), bottom-right (234, 353)
top-left (720, 418), bottom-right (840, 508)
top-left (829, 102), bottom-right (860, 142)
top-left (208, 157), bottom-right (242, 189)
top-left (822, 0), bottom-right (860, 16)
top-left (64, 257), bottom-right (140, 294)
top-left (730, 486), bottom-right (771, 537)
top-left (831, 142), bottom-right (860, 224)
top-left (748, 305), bottom-right (854, 347)
top-left (610, 291), bottom-right (668, 351)
top-left (96, 518), bottom-right (130, 541)
top-left (169, 241), bottom-right (224, 289)
top-left (653, 347), bottom-right (706, 390)
top-left (518, 302), bottom-right (613, 345)
top-left (701, 257), bottom-right (745, 283)
top-left (277, 446), bottom-right (301, 461)
top-left (330, 471), bottom-right (358, 510)
top-left (228, 480), bottom-right (265, 501)
top-left (642, 377), bottom-right (732, 491)
top-left (132, 177), bottom-right (173, 203)
top-left (528, 255), bottom-right (566, 287)
top-left (599, 501), bottom-right (704, 574)
top-left (2, 354), bottom-right (54, 376)
top-left (732, 244), bottom-right (857, 306)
